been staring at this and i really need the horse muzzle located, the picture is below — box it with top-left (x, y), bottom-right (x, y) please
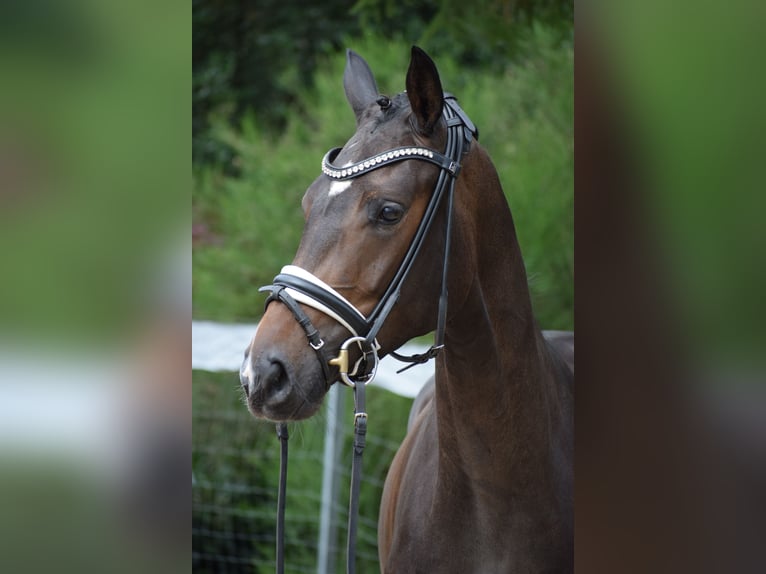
top-left (241, 320), bottom-right (329, 421)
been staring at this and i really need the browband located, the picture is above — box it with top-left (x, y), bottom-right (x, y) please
top-left (322, 146), bottom-right (460, 180)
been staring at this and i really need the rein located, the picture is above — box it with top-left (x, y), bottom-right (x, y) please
top-left (260, 94), bottom-right (477, 574)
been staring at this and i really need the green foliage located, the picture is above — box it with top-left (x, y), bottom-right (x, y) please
top-left (193, 113), bottom-right (322, 321)
top-left (193, 0), bottom-right (573, 166)
top-left (193, 29), bottom-right (573, 329)
top-left (465, 25), bottom-right (574, 330)
top-left (193, 0), bottom-right (361, 165)
top-left (417, 0), bottom-right (573, 70)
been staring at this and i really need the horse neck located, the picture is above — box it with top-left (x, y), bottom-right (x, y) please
top-left (434, 148), bottom-right (559, 488)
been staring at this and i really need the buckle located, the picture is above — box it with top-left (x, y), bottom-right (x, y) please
top-left (309, 339), bottom-right (325, 350)
top-left (328, 336), bottom-right (379, 388)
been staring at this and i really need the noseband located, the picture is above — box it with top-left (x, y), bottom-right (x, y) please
top-left (259, 94), bottom-right (477, 574)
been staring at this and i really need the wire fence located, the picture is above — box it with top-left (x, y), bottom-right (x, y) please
top-left (192, 371), bottom-right (411, 573)
top-left (192, 320), bottom-right (424, 574)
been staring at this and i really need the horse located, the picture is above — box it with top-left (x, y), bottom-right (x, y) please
top-left (241, 46), bottom-right (573, 573)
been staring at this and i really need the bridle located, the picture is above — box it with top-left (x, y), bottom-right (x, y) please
top-left (261, 93), bottom-right (476, 574)
top-left (258, 93), bottom-right (477, 574)
top-left (260, 94), bottom-right (477, 386)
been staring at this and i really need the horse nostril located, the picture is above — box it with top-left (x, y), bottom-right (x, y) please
top-left (261, 359), bottom-right (287, 394)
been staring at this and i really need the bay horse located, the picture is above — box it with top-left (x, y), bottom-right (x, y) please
top-left (241, 46), bottom-right (573, 573)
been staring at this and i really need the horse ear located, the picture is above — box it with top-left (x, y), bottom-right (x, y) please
top-left (406, 46), bottom-right (444, 135)
top-left (344, 49), bottom-right (379, 123)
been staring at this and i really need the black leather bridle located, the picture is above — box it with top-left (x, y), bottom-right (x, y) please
top-left (259, 94), bottom-right (477, 574)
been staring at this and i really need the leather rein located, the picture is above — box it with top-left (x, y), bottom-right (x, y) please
top-left (259, 94), bottom-right (477, 574)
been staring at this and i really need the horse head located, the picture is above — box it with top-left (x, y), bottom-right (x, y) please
top-left (241, 47), bottom-right (476, 422)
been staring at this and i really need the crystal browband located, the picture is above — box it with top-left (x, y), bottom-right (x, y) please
top-left (321, 145), bottom-right (460, 181)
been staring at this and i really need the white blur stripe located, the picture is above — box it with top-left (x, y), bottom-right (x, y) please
top-left (0, 351), bottom-right (118, 464)
top-left (192, 320), bottom-right (432, 399)
top-left (192, 320), bottom-right (259, 372)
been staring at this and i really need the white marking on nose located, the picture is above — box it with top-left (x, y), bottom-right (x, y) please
top-left (240, 354), bottom-right (253, 384)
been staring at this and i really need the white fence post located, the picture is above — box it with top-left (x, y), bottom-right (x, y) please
top-left (317, 384), bottom-right (345, 574)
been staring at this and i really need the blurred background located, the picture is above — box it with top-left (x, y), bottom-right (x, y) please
top-left (576, 2), bottom-right (766, 572)
top-left (0, 1), bottom-right (189, 573)
top-left (192, 1), bottom-right (573, 572)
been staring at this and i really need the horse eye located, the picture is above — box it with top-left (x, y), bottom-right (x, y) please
top-left (377, 203), bottom-right (404, 225)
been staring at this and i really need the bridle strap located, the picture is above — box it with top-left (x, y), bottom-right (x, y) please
top-left (366, 98), bottom-right (465, 330)
top-left (346, 382), bottom-right (367, 574)
top-left (262, 285), bottom-right (334, 387)
top-left (369, 94), bottom-right (470, 365)
top-left (273, 387), bottom-right (367, 574)
top-left (275, 423), bottom-right (289, 574)
top-left (267, 271), bottom-right (369, 337)
top-left (389, 345), bottom-right (441, 373)
top-left (388, 156), bottom-right (455, 377)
